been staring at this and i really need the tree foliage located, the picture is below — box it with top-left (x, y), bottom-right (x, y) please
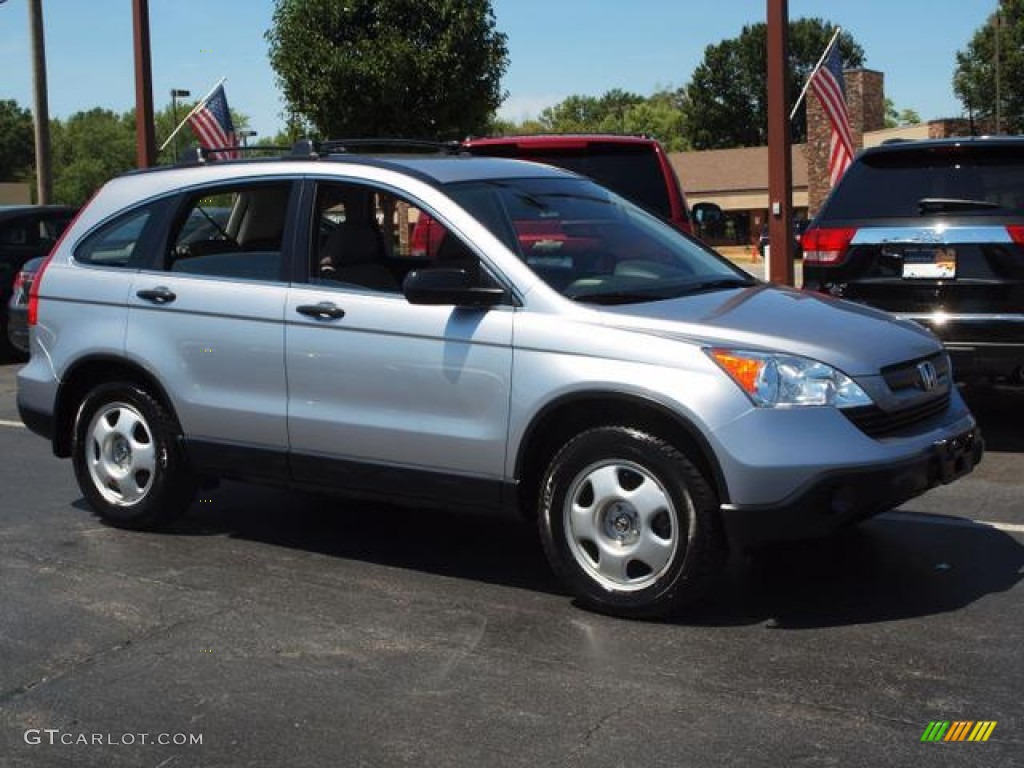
top-left (266, 0), bottom-right (508, 139)
top-left (50, 109), bottom-right (136, 206)
top-left (496, 89), bottom-right (689, 151)
top-left (884, 98), bottom-right (922, 128)
top-left (0, 100), bottom-right (35, 182)
top-left (43, 102), bottom-right (250, 206)
top-left (953, 0), bottom-right (1024, 132)
top-left (681, 19), bottom-right (864, 149)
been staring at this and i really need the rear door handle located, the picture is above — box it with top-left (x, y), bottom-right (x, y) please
top-left (296, 302), bottom-right (346, 320)
top-left (136, 287), bottom-right (177, 304)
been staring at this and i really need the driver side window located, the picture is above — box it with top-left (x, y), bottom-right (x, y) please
top-left (311, 181), bottom-right (495, 293)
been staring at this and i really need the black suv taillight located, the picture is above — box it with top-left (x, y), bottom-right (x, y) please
top-left (1007, 225), bottom-right (1024, 245)
top-left (801, 227), bottom-right (857, 265)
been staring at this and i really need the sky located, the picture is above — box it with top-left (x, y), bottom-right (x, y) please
top-left (0, 0), bottom-right (999, 141)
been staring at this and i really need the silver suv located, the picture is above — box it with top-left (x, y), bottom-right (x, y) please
top-left (17, 144), bottom-right (982, 618)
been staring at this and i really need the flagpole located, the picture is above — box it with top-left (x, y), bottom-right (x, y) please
top-left (159, 76), bottom-right (227, 152)
top-left (789, 27), bottom-right (842, 122)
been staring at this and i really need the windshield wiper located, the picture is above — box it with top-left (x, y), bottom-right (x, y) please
top-left (571, 291), bottom-right (666, 305)
top-left (917, 197), bottom-right (1001, 214)
top-left (571, 277), bottom-right (754, 304)
top-left (673, 277), bottom-right (756, 295)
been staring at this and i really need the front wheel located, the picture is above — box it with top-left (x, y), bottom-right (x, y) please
top-left (538, 426), bottom-right (724, 618)
top-left (72, 383), bottom-right (197, 529)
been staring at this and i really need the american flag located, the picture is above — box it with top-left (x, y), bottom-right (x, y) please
top-left (188, 84), bottom-right (239, 160)
top-left (809, 43), bottom-right (853, 187)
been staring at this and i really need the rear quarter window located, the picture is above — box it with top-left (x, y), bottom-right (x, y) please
top-left (75, 208), bottom-right (153, 268)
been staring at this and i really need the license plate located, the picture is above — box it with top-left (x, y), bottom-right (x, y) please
top-left (902, 247), bottom-right (956, 279)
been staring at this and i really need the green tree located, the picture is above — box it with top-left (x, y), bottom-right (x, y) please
top-left (505, 88), bottom-right (688, 150)
top-left (50, 109), bottom-right (136, 206)
top-left (538, 89), bottom-right (646, 133)
top-left (0, 100), bottom-right (34, 181)
top-left (266, 0), bottom-right (508, 139)
top-left (953, 0), bottom-right (1024, 132)
top-left (883, 97), bottom-right (922, 128)
top-left (681, 19), bottom-right (864, 149)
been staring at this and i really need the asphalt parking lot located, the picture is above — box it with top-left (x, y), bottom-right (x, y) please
top-left (0, 360), bottom-right (1021, 767)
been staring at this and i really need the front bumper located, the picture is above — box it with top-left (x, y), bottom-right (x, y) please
top-left (720, 426), bottom-right (983, 548)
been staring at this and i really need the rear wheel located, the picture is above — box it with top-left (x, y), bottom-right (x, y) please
top-left (72, 383), bottom-right (197, 529)
top-left (538, 426), bottom-right (724, 618)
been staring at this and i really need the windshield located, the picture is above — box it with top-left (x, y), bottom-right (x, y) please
top-left (446, 177), bottom-right (750, 304)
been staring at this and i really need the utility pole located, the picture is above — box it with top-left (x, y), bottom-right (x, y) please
top-left (132, 0), bottom-right (157, 168)
top-left (766, 0), bottom-right (794, 285)
top-left (27, 0), bottom-right (52, 204)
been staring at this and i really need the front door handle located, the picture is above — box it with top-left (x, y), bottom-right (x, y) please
top-left (296, 302), bottom-right (346, 320)
top-left (136, 287), bottom-right (177, 304)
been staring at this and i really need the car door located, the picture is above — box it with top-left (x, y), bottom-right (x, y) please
top-left (125, 179), bottom-right (301, 480)
top-left (285, 178), bottom-right (514, 510)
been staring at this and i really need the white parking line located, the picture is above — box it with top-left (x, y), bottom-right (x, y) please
top-left (879, 510), bottom-right (1024, 534)
top-left (0, 419), bottom-right (25, 429)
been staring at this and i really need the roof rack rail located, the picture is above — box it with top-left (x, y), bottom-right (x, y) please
top-left (175, 144), bottom-right (291, 166)
top-left (318, 138), bottom-right (464, 155)
top-left (172, 137), bottom-right (464, 168)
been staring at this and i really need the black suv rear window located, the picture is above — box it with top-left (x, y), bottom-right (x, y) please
top-left (823, 145), bottom-right (1024, 219)
top-left (470, 143), bottom-right (671, 219)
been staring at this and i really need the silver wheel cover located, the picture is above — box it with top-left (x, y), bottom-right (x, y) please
top-left (84, 401), bottom-right (158, 507)
top-left (563, 459), bottom-right (682, 592)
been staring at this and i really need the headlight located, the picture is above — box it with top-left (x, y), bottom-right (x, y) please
top-left (708, 348), bottom-right (872, 408)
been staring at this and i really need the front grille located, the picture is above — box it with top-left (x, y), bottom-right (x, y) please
top-left (881, 352), bottom-right (950, 393)
top-left (843, 393), bottom-right (951, 438)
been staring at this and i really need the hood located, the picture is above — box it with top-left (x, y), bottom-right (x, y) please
top-left (597, 284), bottom-right (942, 376)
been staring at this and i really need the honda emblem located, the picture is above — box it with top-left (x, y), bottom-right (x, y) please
top-left (917, 361), bottom-right (939, 391)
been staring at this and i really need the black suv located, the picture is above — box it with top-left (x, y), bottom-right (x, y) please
top-left (802, 137), bottom-right (1024, 383)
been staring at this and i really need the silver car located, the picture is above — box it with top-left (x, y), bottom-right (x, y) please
top-left (17, 145), bottom-right (982, 618)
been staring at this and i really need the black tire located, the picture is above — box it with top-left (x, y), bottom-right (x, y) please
top-left (72, 382), bottom-right (197, 530)
top-left (538, 426), bottom-right (724, 619)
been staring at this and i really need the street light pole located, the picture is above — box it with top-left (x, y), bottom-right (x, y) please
top-left (27, 0), bottom-right (52, 204)
top-left (170, 88), bottom-right (191, 160)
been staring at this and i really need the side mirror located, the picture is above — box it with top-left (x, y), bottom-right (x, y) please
top-left (402, 268), bottom-right (505, 307)
top-left (692, 202), bottom-right (723, 224)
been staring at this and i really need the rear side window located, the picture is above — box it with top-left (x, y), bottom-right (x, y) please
top-left (0, 221), bottom-right (34, 246)
top-left (823, 146), bottom-right (1024, 219)
top-left (165, 182), bottom-right (293, 282)
top-left (75, 207), bottom-right (153, 268)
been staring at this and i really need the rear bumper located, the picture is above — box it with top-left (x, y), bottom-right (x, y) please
top-left (720, 427), bottom-right (983, 549)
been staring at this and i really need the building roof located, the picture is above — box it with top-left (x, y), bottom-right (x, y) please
top-left (669, 145), bottom-right (807, 195)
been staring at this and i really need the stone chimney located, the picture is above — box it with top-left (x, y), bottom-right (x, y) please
top-left (807, 68), bottom-right (884, 215)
